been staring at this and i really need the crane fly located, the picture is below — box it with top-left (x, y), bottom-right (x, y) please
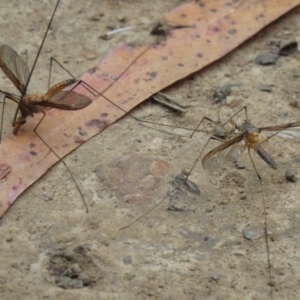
top-left (193, 107), bottom-right (300, 173)
top-left (122, 105), bottom-right (300, 299)
top-left (0, 0), bottom-right (95, 212)
top-left (0, 0), bottom-right (154, 213)
top-left (183, 106), bottom-right (300, 299)
top-left (0, 45), bottom-right (92, 136)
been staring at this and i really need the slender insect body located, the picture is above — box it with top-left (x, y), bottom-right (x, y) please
top-left (237, 121), bottom-right (277, 170)
top-left (255, 144), bottom-right (277, 170)
top-left (5, 76), bottom-right (91, 135)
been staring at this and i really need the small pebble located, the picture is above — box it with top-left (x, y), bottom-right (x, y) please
top-left (71, 263), bottom-right (81, 274)
top-left (79, 271), bottom-right (92, 286)
top-left (232, 250), bottom-right (246, 256)
top-left (69, 279), bottom-right (83, 289)
top-left (116, 14), bottom-right (127, 23)
top-left (255, 52), bottom-right (279, 65)
top-left (43, 191), bottom-right (55, 201)
top-left (56, 276), bottom-right (71, 289)
top-left (173, 174), bottom-right (200, 194)
top-left (225, 95), bottom-right (237, 106)
top-left (279, 40), bottom-right (297, 56)
top-left (285, 169), bottom-right (297, 183)
top-left (243, 226), bottom-right (264, 240)
top-left (269, 233), bottom-right (276, 241)
top-left (258, 84), bottom-right (272, 92)
top-left (213, 84), bottom-right (232, 103)
top-left (211, 273), bottom-right (220, 281)
top-left (81, 49), bottom-right (98, 60)
top-left (277, 269), bottom-right (285, 276)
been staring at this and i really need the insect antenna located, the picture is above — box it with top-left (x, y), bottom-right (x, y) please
top-left (12, 0), bottom-right (60, 124)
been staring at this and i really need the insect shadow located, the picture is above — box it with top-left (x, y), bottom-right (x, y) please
top-left (122, 105), bottom-right (300, 299)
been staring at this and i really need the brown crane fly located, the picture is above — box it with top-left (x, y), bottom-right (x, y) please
top-left (0, 44), bottom-right (92, 136)
top-left (122, 106), bottom-right (300, 300)
top-left (185, 106), bottom-right (300, 299)
top-left (0, 0), bottom-right (93, 212)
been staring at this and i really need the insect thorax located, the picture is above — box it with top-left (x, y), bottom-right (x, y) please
top-left (21, 94), bottom-right (45, 115)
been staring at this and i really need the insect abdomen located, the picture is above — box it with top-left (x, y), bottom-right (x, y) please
top-left (44, 79), bottom-right (76, 99)
top-left (257, 144), bottom-right (277, 170)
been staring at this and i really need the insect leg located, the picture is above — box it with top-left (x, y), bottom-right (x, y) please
top-left (221, 105), bottom-right (248, 127)
top-left (33, 112), bottom-right (89, 213)
top-left (0, 94), bottom-right (7, 143)
top-left (247, 146), bottom-right (273, 299)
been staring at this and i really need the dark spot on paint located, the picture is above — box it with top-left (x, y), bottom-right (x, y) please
top-left (225, 2), bottom-right (232, 7)
top-left (101, 113), bottom-right (108, 118)
top-left (88, 68), bottom-right (96, 74)
top-left (177, 63), bottom-right (184, 67)
top-left (232, 0), bottom-right (239, 3)
top-left (210, 8), bottom-right (217, 13)
top-left (226, 36), bottom-right (230, 40)
top-left (204, 236), bottom-right (209, 241)
top-left (78, 127), bottom-right (87, 136)
top-left (224, 15), bottom-right (230, 20)
top-left (75, 137), bottom-right (84, 144)
top-left (198, 3), bottom-right (205, 7)
top-left (228, 28), bottom-right (236, 35)
top-left (211, 26), bottom-right (220, 32)
top-left (256, 13), bottom-right (264, 20)
top-left (206, 39), bottom-right (211, 43)
top-left (127, 45), bottom-right (134, 51)
top-left (180, 13), bottom-right (187, 18)
top-left (197, 53), bottom-right (203, 58)
top-left (134, 78), bottom-right (140, 84)
top-left (231, 21), bottom-right (236, 25)
top-left (195, 34), bottom-right (201, 38)
top-left (162, 56), bottom-right (168, 61)
top-left (28, 143), bottom-right (35, 148)
top-left (30, 151), bottom-right (37, 156)
top-left (86, 119), bottom-right (108, 130)
top-left (87, 119), bottom-right (101, 127)
top-left (12, 186), bottom-right (17, 191)
top-left (150, 72), bottom-right (157, 78)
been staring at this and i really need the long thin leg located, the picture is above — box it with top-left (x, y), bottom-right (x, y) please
top-left (247, 147), bottom-right (273, 300)
top-left (259, 129), bottom-right (288, 145)
top-left (0, 95), bottom-right (7, 143)
top-left (33, 112), bottom-right (89, 212)
top-left (221, 105), bottom-right (248, 127)
top-left (121, 132), bottom-right (228, 230)
top-left (48, 53), bottom-right (207, 133)
top-left (0, 92), bottom-right (31, 141)
top-left (190, 106), bottom-right (248, 139)
top-left (121, 111), bottom-right (242, 229)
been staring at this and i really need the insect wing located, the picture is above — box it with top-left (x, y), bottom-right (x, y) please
top-left (259, 121), bottom-right (300, 139)
top-left (37, 91), bottom-right (92, 110)
top-left (0, 45), bottom-right (30, 93)
top-left (202, 135), bottom-right (245, 170)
